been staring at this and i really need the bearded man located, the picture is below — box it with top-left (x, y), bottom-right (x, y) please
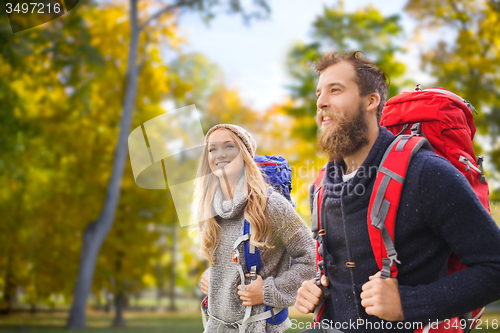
top-left (294, 51), bottom-right (500, 332)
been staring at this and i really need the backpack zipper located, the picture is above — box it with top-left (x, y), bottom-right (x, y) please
top-left (423, 88), bottom-right (478, 115)
top-left (458, 155), bottom-right (486, 183)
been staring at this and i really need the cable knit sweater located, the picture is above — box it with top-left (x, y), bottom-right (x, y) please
top-left (204, 177), bottom-right (316, 333)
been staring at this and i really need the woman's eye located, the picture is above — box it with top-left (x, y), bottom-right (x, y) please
top-left (226, 145), bottom-right (234, 149)
top-left (209, 148), bottom-right (215, 152)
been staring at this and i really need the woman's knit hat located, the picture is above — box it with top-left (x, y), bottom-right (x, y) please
top-left (205, 124), bottom-right (257, 158)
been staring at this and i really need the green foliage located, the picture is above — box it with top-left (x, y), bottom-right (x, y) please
top-left (405, 0), bottom-right (500, 199)
top-left (0, 0), bottom-right (267, 310)
top-left (0, 0), bottom-right (206, 311)
top-left (0, 2), bottom-right (106, 310)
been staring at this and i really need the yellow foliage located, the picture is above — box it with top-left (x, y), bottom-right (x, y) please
top-left (258, 104), bottom-right (327, 219)
top-left (141, 273), bottom-right (156, 287)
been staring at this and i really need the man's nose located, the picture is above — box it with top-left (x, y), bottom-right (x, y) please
top-left (316, 94), bottom-right (329, 111)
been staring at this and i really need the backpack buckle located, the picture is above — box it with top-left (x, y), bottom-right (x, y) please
top-left (388, 254), bottom-right (401, 267)
top-left (232, 253), bottom-right (239, 263)
top-left (249, 266), bottom-right (257, 279)
top-left (411, 122), bottom-right (422, 136)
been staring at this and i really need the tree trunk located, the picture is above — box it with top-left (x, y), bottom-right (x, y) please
top-left (66, 0), bottom-right (140, 328)
top-left (104, 290), bottom-right (112, 313)
top-left (0, 250), bottom-right (15, 314)
top-left (113, 250), bottom-right (125, 325)
top-left (112, 292), bottom-right (125, 327)
top-left (168, 226), bottom-right (177, 311)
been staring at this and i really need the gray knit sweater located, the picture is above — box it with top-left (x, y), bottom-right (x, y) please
top-left (204, 178), bottom-right (316, 333)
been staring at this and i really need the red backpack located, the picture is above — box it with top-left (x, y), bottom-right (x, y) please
top-left (311, 86), bottom-right (490, 333)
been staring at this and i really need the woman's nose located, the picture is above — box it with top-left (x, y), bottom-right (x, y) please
top-left (216, 150), bottom-right (227, 159)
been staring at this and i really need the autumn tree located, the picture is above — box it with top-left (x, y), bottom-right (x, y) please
top-left (67, 0), bottom-right (271, 328)
top-left (0, 4), bottom-right (104, 312)
top-left (405, 0), bottom-right (500, 199)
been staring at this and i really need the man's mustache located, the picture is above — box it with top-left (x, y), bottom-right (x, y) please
top-left (316, 110), bottom-right (345, 127)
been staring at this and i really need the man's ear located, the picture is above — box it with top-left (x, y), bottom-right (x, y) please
top-left (365, 92), bottom-right (381, 114)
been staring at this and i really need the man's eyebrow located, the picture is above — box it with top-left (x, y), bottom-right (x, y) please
top-left (316, 82), bottom-right (346, 94)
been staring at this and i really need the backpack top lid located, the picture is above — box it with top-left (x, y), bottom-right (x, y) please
top-left (382, 87), bottom-right (477, 140)
top-left (254, 155), bottom-right (294, 207)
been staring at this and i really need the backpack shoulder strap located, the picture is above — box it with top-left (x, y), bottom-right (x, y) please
top-left (311, 166), bottom-right (326, 238)
top-left (242, 188), bottom-right (275, 276)
top-left (367, 135), bottom-right (433, 279)
top-left (311, 165), bottom-right (329, 324)
top-left (243, 219), bottom-right (261, 277)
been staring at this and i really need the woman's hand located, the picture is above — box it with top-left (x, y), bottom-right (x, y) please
top-left (237, 274), bottom-right (264, 306)
top-left (201, 272), bottom-right (210, 296)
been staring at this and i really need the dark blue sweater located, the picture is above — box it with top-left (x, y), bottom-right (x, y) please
top-left (309, 127), bottom-right (500, 332)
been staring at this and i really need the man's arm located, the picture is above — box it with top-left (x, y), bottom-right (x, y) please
top-left (398, 154), bottom-right (500, 322)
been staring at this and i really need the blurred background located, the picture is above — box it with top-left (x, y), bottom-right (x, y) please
top-left (1, 0), bottom-right (499, 331)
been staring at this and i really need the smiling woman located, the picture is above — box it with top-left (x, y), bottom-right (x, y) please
top-left (192, 123), bottom-right (315, 333)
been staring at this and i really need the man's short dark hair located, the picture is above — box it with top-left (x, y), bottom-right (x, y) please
top-left (314, 50), bottom-right (389, 123)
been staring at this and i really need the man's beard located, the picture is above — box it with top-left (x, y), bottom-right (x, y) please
top-left (318, 101), bottom-right (370, 161)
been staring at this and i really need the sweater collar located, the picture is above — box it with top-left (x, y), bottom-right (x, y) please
top-left (323, 126), bottom-right (395, 202)
top-left (212, 174), bottom-right (247, 219)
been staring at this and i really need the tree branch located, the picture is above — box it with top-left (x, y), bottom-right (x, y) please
top-left (449, 2), bottom-right (469, 31)
top-left (138, 0), bottom-right (200, 32)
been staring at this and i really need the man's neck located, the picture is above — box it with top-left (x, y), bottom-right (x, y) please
top-left (343, 125), bottom-right (380, 173)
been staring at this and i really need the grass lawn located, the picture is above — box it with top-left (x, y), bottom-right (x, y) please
top-left (0, 309), bottom-right (498, 332)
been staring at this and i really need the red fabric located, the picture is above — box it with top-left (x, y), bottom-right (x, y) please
top-left (381, 88), bottom-right (490, 213)
top-left (380, 88), bottom-right (488, 331)
top-left (313, 168), bottom-right (326, 324)
top-left (314, 168), bottom-right (326, 272)
top-left (367, 136), bottom-right (424, 278)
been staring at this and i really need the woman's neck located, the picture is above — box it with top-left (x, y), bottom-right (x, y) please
top-left (219, 171), bottom-right (243, 201)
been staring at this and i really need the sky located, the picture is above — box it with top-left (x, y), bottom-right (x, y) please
top-left (174, 0), bottom-right (426, 112)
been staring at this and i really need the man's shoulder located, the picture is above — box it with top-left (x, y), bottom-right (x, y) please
top-left (410, 148), bottom-right (459, 174)
top-left (407, 148), bottom-right (469, 194)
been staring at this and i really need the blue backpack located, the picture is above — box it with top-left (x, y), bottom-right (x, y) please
top-left (246, 155), bottom-right (295, 282)
top-left (239, 155), bottom-right (295, 325)
top-left (254, 155), bottom-right (295, 208)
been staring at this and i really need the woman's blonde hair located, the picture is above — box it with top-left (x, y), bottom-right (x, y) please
top-left (193, 128), bottom-right (273, 263)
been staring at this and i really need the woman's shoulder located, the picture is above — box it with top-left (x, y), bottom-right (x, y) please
top-left (266, 189), bottom-right (303, 226)
top-left (266, 189), bottom-right (294, 211)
